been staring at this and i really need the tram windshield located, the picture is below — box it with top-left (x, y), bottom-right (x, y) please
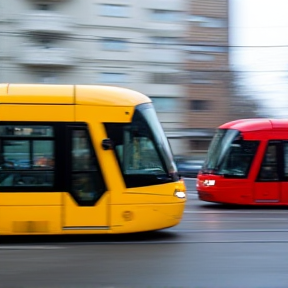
top-left (105, 103), bottom-right (179, 188)
top-left (202, 129), bottom-right (259, 178)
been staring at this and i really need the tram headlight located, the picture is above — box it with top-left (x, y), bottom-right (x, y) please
top-left (174, 189), bottom-right (186, 199)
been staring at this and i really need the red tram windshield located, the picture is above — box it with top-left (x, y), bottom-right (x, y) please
top-left (201, 129), bottom-right (259, 178)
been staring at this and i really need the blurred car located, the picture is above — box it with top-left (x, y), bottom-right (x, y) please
top-left (176, 159), bottom-right (204, 178)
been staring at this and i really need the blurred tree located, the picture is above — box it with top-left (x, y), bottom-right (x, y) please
top-left (228, 71), bottom-right (264, 120)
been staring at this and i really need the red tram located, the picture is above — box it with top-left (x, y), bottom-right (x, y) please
top-left (197, 119), bottom-right (288, 205)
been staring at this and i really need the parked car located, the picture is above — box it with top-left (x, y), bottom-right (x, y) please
top-left (176, 159), bottom-right (204, 178)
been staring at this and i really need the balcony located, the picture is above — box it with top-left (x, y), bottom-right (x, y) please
top-left (20, 12), bottom-right (72, 34)
top-left (144, 22), bottom-right (184, 34)
top-left (142, 0), bottom-right (186, 11)
top-left (144, 48), bottom-right (183, 63)
top-left (18, 46), bottom-right (76, 67)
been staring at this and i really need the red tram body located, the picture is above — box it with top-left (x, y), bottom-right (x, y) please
top-left (197, 119), bottom-right (288, 205)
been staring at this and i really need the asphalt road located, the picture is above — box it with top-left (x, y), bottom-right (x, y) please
top-left (1, 178), bottom-right (288, 288)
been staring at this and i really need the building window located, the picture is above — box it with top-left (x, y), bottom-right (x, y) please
top-left (189, 71), bottom-right (217, 84)
top-left (99, 4), bottom-right (129, 17)
top-left (190, 79), bottom-right (216, 84)
top-left (39, 38), bottom-right (53, 49)
top-left (99, 72), bottom-right (128, 84)
top-left (150, 97), bottom-right (181, 112)
top-left (150, 9), bottom-right (182, 22)
top-left (185, 45), bottom-right (227, 53)
top-left (39, 72), bottom-right (57, 84)
top-left (101, 38), bottom-right (128, 51)
top-left (150, 37), bottom-right (179, 48)
top-left (36, 3), bottom-right (52, 11)
top-left (150, 73), bottom-right (178, 84)
top-left (188, 15), bottom-right (227, 28)
top-left (188, 54), bottom-right (215, 61)
top-left (190, 100), bottom-right (209, 111)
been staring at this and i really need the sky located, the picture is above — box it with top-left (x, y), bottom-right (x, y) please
top-left (230, 0), bottom-right (288, 117)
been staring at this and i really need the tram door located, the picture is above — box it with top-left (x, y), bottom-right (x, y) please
top-left (254, 141), bottom-right (281, 203)
top-left (63, 125), bottom-right (109, 230)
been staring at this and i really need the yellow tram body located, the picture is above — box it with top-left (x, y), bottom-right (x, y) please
top-left (0, 84), bottom-right (186, 235)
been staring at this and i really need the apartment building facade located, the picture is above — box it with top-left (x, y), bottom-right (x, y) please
top-left (0, 0), bottom-right (188, 155)
top-left (183, 0), bottom-right (232, 158)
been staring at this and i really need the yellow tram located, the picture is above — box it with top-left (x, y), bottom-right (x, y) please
top-left (0, 84), bottom-right (186, 235)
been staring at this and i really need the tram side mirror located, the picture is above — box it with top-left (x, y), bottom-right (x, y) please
top-left (102, 138), bottom-right (114, 150)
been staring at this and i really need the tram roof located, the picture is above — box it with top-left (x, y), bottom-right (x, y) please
top-left (0, 83), bottom-right (151, 106)
top-left (220, 118), bottom-right (288, 132)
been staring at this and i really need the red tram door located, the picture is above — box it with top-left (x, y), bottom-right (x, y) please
top-left (254, 141), bottom-right (282, 203)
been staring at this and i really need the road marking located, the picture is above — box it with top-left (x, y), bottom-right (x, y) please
top-left (170, 228), bottom-right (288, 233)
top-left (65, 239), bottom-right (288, 245)
top-left (184, 210), bottom-right (288, 214)
top-left (0, 245), bottom-right (64, 250)
top-left (181, 218), bottom-right (288, 222)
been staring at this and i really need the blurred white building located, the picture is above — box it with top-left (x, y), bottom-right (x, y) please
top-left (0, 0), bottom-right (189, 156)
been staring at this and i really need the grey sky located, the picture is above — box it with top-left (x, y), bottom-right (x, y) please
top-left (230, 0), bottom-right (288, 117)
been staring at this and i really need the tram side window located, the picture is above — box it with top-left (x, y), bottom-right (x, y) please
top-left (0, 125), bottom-right (55, 187)
top-left (258, 143), bottom-right (279, 181)
top-left (283, 142), bottom-right (288, 178)
top-left (71, 129), bottom-right (106, 204)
